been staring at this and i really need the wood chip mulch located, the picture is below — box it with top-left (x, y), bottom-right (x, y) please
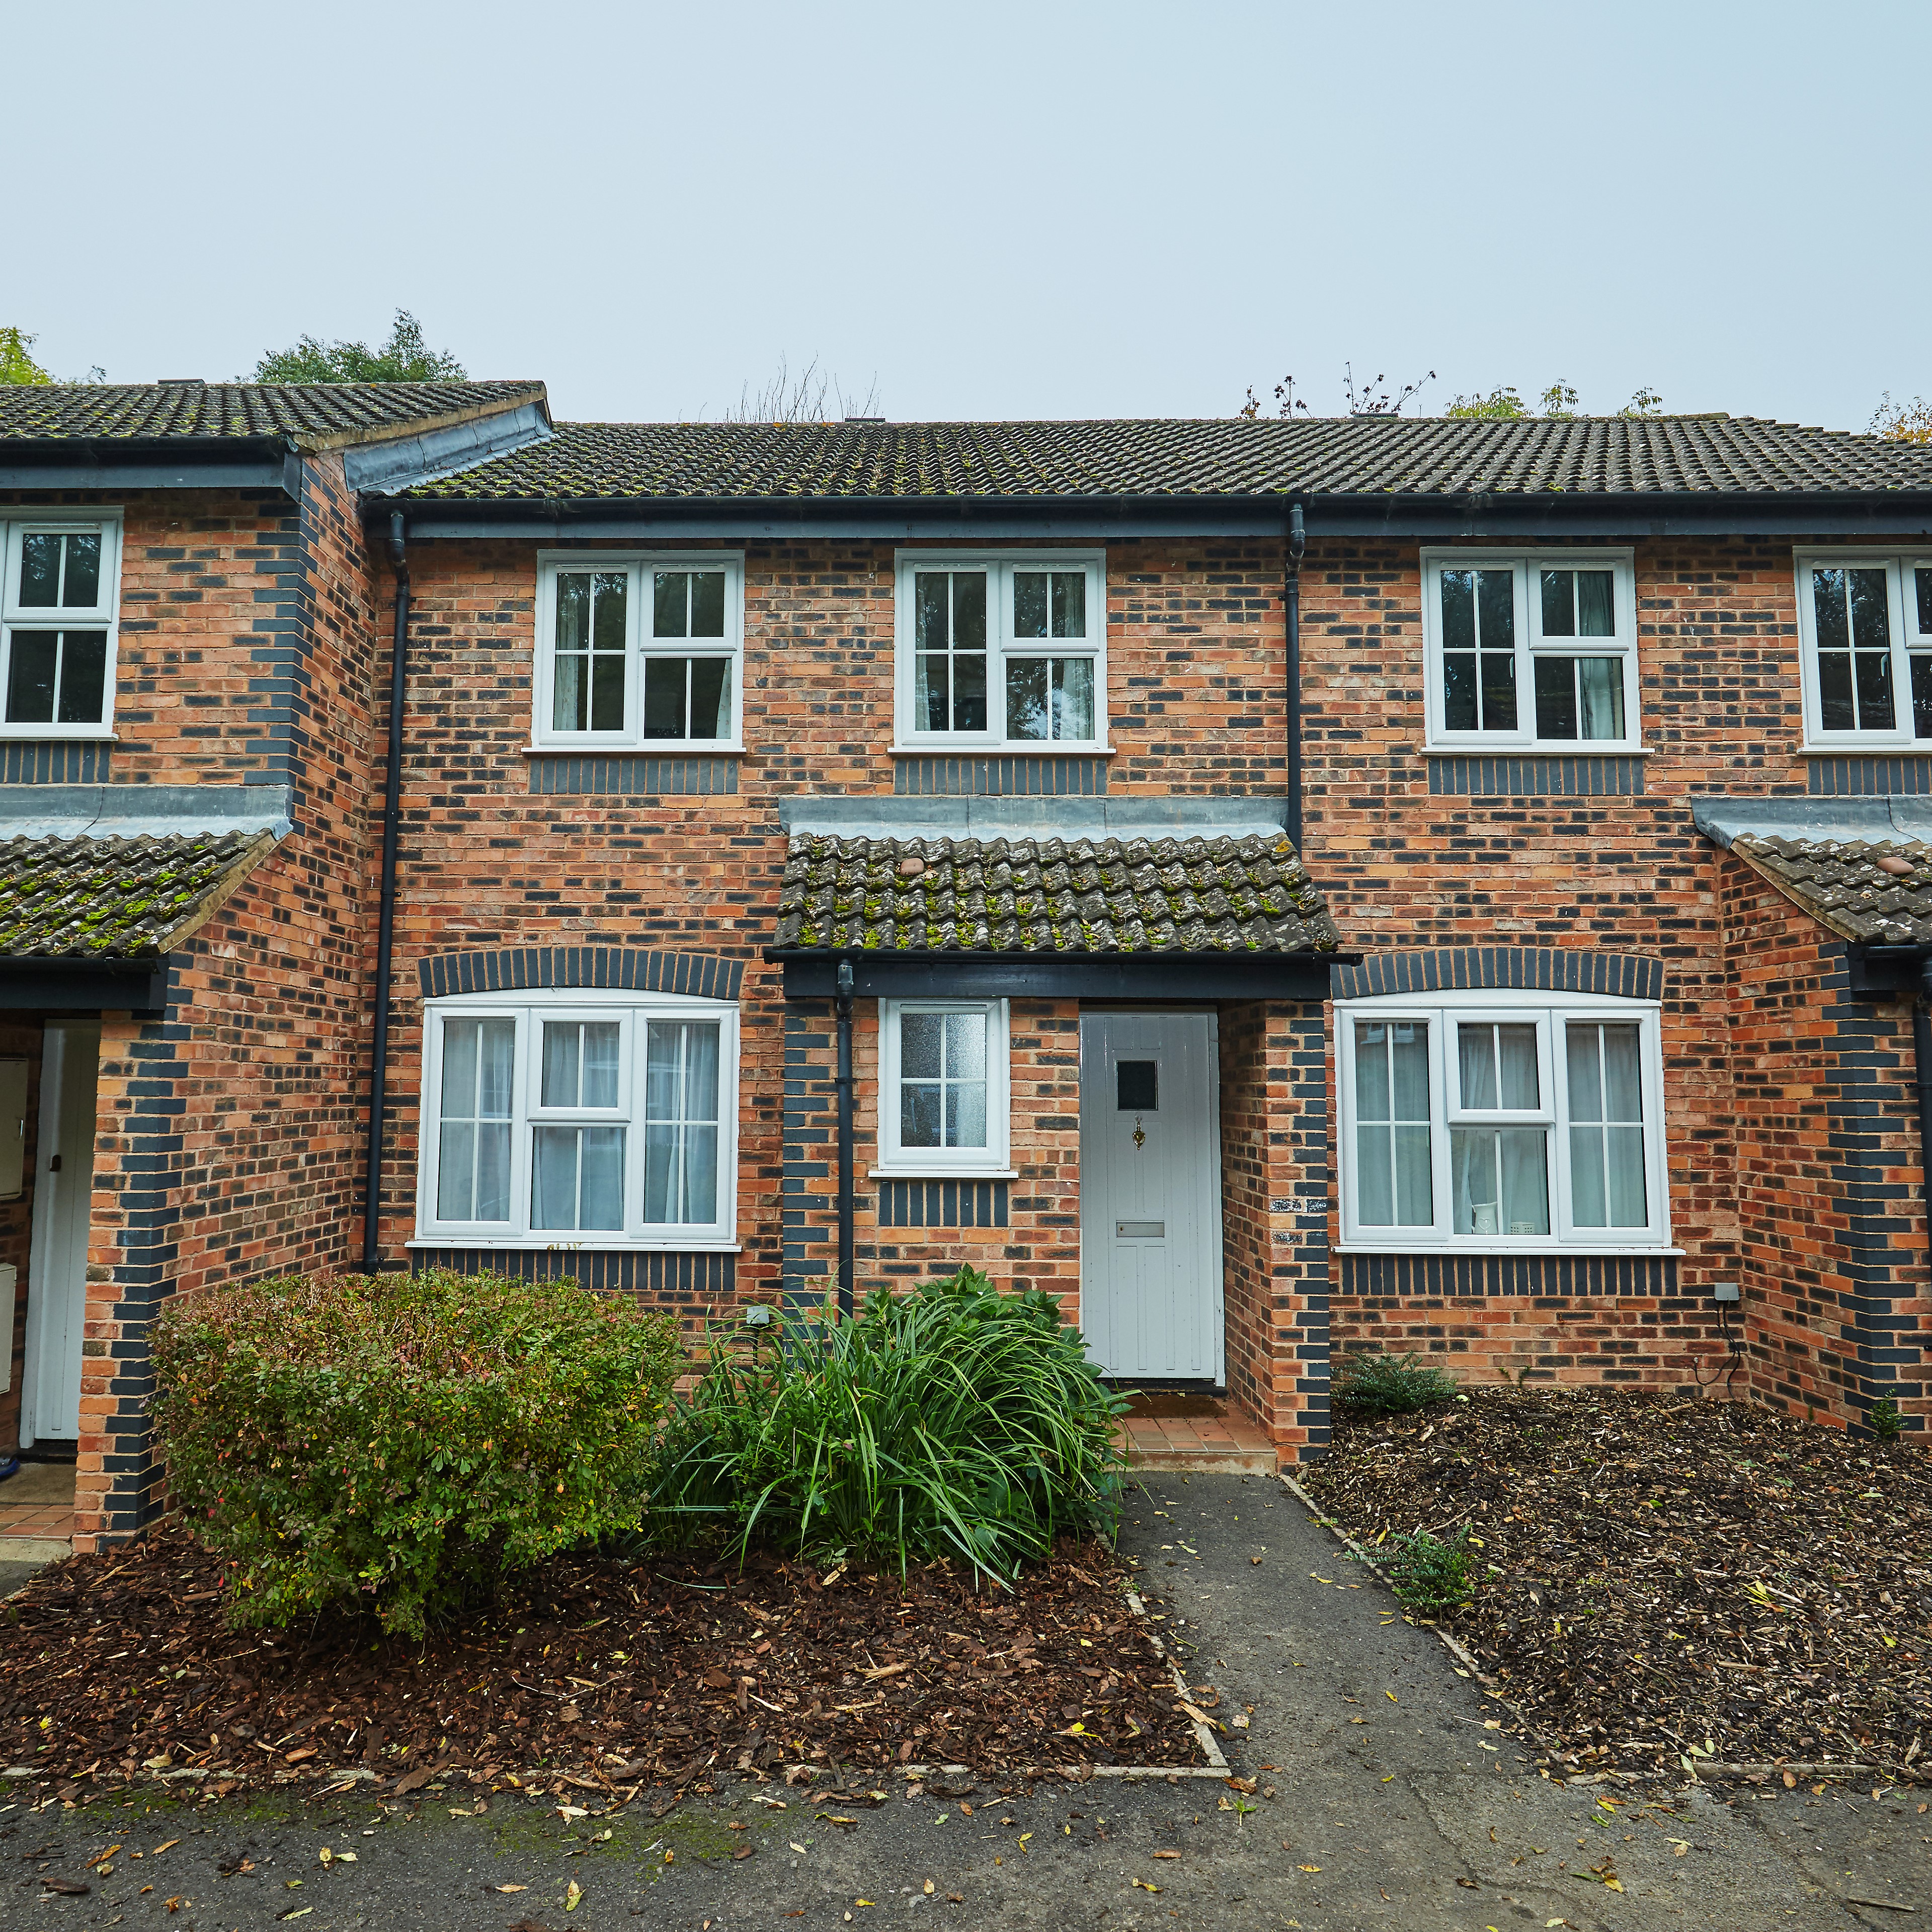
top-left (1303, 1391), bottom-right (1930, 1782)
top-left (0, 1530), bottom-right (1200, 1809)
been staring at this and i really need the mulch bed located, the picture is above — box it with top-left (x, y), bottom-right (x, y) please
top-left (1303, 1391), bottom-right (1930, 1783)
top-left (0, 1531), bottom-right (1200, 1810)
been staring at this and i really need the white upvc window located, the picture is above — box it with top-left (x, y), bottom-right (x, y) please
top-left (893, 552), bottom-right (1106, 749)
top-left (415, 990), bottom-right (738, 1248)
top-left (1420, 548), bottom-right (1640, 751)
top-left (0, 515), bottom-right (122, 738)
top-left (1336, 990), bottom-right (1668, 1252)
top-left (875, 999), bottom-right (1011, 1176)
top-left (532, 552), bottom-right (743, 750)
top-left (1794, 551), bottom-right (1932, 748)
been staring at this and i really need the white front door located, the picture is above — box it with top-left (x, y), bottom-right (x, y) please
top-left (22, 1022), bottom-right (99, 1446)
top-left (1079, 1011), bottom-right (1223, 1382)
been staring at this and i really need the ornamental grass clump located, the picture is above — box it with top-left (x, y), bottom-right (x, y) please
top-left (648, 1266), bottom-right (1129, 1580)
top-left (150, 1268), bottom-right (682, 1637)
top-left (1383, 1526), bottom-right (1475, 1616)
top-left (1334, 1350), bottom-right (1461, 1417)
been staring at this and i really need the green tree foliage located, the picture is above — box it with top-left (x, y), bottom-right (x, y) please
top-left (250, 308), bottom-right (465, 384)
top-left (1444, 378), bottom-right (1662, 419)
top-left (151, 1267), bottom-right (682, 1636)
top-left (0, 328), bottom-right (53, 386)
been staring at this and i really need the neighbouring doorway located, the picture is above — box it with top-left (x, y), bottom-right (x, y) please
top-left (1078, 1010), bottom-right (1223, 1384)
top-left (21, 1021), bottom-right (98, 1448)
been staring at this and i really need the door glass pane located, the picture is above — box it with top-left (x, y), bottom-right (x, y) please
top-left (55, 632), bottom-right (107, 724)
top-left (1116, 1060), bottom-right (1158, 1109)
top-left (5, 632), bottom-right (57, 723)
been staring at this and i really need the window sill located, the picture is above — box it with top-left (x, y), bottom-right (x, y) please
top-left (869, 1166), bottom-right (1018, 1182)
top-left (888, 744), bottom-right (1113, 758)
top-left (0, 728), bottom-right (117, 742)
top-left (1418, 744), bottom-right (1650, 758)
top-left (406, 1236), bottom-right (742, 1253)
top-left (1336, 1242), bottom-right (1682, 1257)
top-left (522, 745), bottom-right (745, 757)
top-left (1799, 744), bottom-right (1932, 756)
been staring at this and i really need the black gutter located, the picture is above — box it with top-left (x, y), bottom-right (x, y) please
top-left (361, 511), bottom-right (411, 1272)
top-left (367, 487), bottom-right (1932, 545)
top-left (834, 958), bottom-right (855, 1319)
top-left (1284, 501), bottom-right (1305, 853)
top-left (0, 957), bottom-right (170, 1014)
top-left (766, 946), bottom-right (1355, 1003)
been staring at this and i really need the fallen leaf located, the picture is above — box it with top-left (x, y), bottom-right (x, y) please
top-left (734, 1845), bottom-right (753, 1861)
top-left (923, 1879), bottom-right (935, 1895)
top-left (494, 1883), bottom-right (529, 1893)
top-left (790, 1840), bottom-right (809, 1854)
top-left (1299, 1864), bottom-right (1322, 1873)
top-left (1131, 1879), bottom-right (1161, 1893)
top-left (1152, 1849), bottom-right (1181, 1859)
top-left (152, 1840), bottom-right (181, 1855)
top-left (41, 1879), bottom-right (91, 1897)
top-left (1386, 1691), bottom-right (1398, 1703)
top-left (566, 1878), bottom-right (582, 1911)
top-left (284, 1745), bottom-right (317, 1763)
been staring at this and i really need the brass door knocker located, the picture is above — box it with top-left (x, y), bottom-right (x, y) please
top-left (1132, 1116), bottom-right (1147, 1149)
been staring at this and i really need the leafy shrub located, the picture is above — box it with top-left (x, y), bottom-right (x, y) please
top-left (1383, 1527), bottom-right (1474, 1615)
top-left (1334, 1351), bottom-right (1460, 1416)
top-left (647, 1266), bottom-right (1128, 1579)
top-left (1868, 1394), bottom-right (1904, 1442)
top-left (151, 1268), bottom-right (682, 1636)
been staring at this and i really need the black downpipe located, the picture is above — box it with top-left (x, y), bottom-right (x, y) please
top-left (360, 512), bottom-right (411, 1271)
top-left (1284, 502), bottom-right (1306, 853)
top-left (834, 958), bottom-right (856, 1318)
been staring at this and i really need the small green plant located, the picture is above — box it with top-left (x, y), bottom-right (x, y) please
top-left (1868, 1394), bottom-right (1904, 1442)
top-left (647, 1265), bottom-right (1128, 1579)
top-left (151, 1268), bottom-right (682, 1636)
top-left (1335, 1351), bottom-right (1460, 1416)
top-left (1383, 1527), bottom-right (1475, 1615)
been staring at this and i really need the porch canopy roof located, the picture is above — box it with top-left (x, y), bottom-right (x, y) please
top-left (766, 797), bottom-right (1348, 1000)
top-left (0, 826), bottom-right (278, 1010)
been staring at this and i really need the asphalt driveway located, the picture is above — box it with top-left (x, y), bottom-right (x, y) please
top-left (3, 1475), bottom-right (1924, 1929)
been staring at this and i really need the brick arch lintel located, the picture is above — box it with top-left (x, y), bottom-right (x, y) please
top-left (418, 945), bottom-right (746, 1002)
top-left (1331, 946), bottom-right (1665, 1004)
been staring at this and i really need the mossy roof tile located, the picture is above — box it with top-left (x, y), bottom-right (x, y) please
top-left (0, 830), bottom-right (276, 958)
top-left (775, 831), bottom-right (1339, 955)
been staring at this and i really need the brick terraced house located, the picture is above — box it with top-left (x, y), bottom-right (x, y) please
top-left (1, 381), bottom-right (1928, 1551)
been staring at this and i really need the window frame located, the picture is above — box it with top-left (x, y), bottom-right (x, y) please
top-left (531, 550), bottom-right (745, 752)
top-left (1420, 547), bottom-right (1640, 753)
top-left (874, 997), bottom-right (1013, 1177)
top-left (892, 550), bottom-right (1108, 751)
top-left (1793, 550), bottom-right (1932, 750)
top-left (0, 513), bottom-right (123, 740)
top-left (1335, 988), bottom-right (1669, 1253)
top-left (412, 988), bottom-right (740, 1250)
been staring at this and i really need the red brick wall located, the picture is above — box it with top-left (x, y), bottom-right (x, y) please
top-left (0, 1020), bottom-right (41, 1453)
top-left (1719, 854), bottom-right (1932, 1431)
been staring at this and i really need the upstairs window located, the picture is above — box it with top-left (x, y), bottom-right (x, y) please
top-left (1795, 552), bottom-right (1932, 748)
top-left (1336, 992), bottom-right (1668, 1251)
top-left (894, 552), bottom-right (1105, 749)
top-left (534, 552), bottom-right (742, 749)
top-left (0, 518), bottom-right (121, 737)
top-left (1421, 550), bottom-right (1639, 751)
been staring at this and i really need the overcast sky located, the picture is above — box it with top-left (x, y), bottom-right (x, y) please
top-left (8, 0), bottom-right (1923, 430)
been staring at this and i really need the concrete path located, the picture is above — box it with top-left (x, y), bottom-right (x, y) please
top-left (2, 1475), bottom-right (1924, 1929)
